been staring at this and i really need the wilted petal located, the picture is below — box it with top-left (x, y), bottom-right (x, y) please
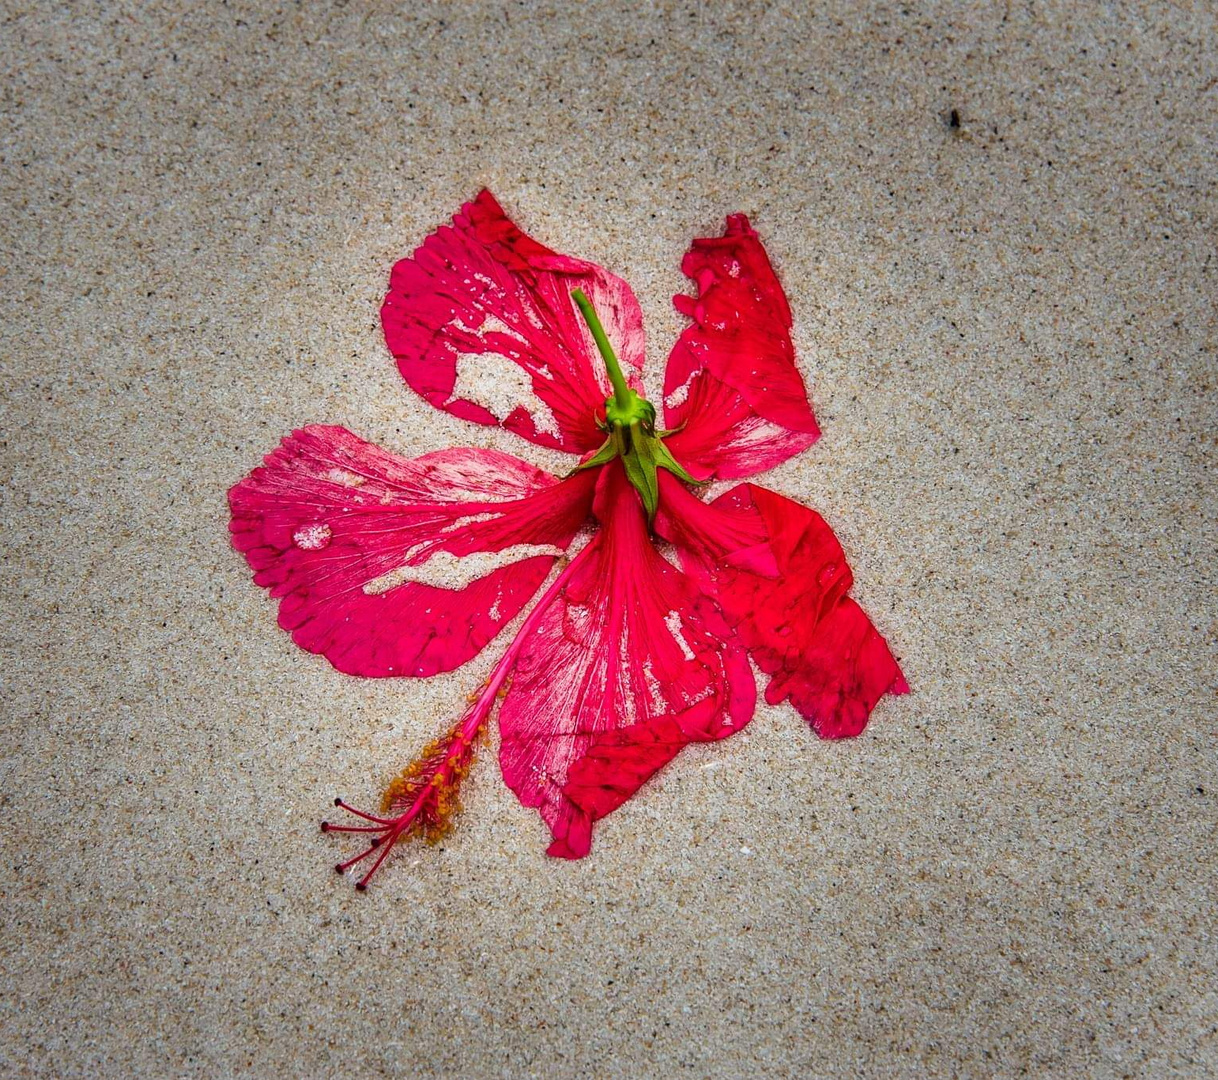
top-left (228, 424), bottom-right (595, 678)
top-left (653, 470), bottom-right (778, 579)
top-left (656, 473), bottom-right (907, 738)
top-left (663, 215), bottom-right (820, 479)
top-left (498, 463), bottom-right (755, 858)
top-left (381, 190), bottom-right (645, 453)
top-left (761, 595), bottom-right (909, 738)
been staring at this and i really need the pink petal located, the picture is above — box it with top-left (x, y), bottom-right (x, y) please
top-left (381, 190), bottom-right (645, 454)
top-left (656, 473), bottom-right (907, 738)
top-left (497, 463), bottom-right (755, 858)
top-left (228, 425), bottom-right (596, 678)
top-left (662, 214), bottom-right (820, 479)
top-left (762, 596), bottom-right (910, 738)
top-left (653, 470), bottom-right (778, 579)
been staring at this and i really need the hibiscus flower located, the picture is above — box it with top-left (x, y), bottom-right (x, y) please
top-left (228, 190), bottom-right (907, 887)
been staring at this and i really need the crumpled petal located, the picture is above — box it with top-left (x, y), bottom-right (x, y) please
top-left (656, 472), bottom-right (907, 738)
top-left (228, 424), bottom-right (596, 678)
top-left (381, 190), bottom-right (645, 454)
top-left (662, 214), bottom-right (820, 479)
top-left (497, 463), bottom-right (755, 859)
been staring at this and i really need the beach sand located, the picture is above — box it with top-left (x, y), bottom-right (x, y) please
top-left (1, 1), bottom-right (1215, 1075)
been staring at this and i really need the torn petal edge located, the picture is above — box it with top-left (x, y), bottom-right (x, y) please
top-left (381, 189), bottom-right (646, 454)
top-left (662, 214), bottom-right (820, 480)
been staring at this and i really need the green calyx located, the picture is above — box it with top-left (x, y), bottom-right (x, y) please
top-left (604, 386), bottom-right (655, 430)
top-left (570, 288), bottom-right (697, 520)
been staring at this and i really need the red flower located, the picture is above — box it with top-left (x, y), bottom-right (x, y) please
top-left (229, 191), bottom-right (907, 886)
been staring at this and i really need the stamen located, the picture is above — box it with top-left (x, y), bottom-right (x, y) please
top-left (324, 554), bottom-right (587, 888)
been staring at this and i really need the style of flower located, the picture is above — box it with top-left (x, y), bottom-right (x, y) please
top-left (228, 191), bottom-right (908, 888)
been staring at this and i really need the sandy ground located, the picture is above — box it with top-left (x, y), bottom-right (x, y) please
top-left (2, 1), bottom-right (1215, 1076)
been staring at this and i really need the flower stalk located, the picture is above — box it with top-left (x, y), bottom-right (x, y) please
top-left (571, 288), bottom-right (630, 408)
top-left (570, 289), bottom-right (695, 519)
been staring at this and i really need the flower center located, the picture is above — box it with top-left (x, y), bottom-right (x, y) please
top-left (571, 288), bottom-right (695, 518)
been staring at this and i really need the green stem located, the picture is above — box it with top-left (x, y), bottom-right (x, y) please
top-left (571, 288), bottom-right (630, 407)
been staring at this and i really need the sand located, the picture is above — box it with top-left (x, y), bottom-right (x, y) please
top-left (2, 1), bottom-right (1215, 1076)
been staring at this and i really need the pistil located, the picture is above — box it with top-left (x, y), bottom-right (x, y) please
top-left (324, 552), bottom-right (585, 889)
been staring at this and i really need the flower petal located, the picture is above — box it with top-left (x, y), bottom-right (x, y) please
top-left (656, 473), bottom-right (907, 738)
top-left (662, 214), bottom-right (820, 479)
top-left (228, 425), bottom-right (596, 678)
top-left (381, 190), bottom-right (645, 453)
top-left (497, 463), bottom-right (755, 859)
top-left (760, 596), bottom-right (909, 738)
